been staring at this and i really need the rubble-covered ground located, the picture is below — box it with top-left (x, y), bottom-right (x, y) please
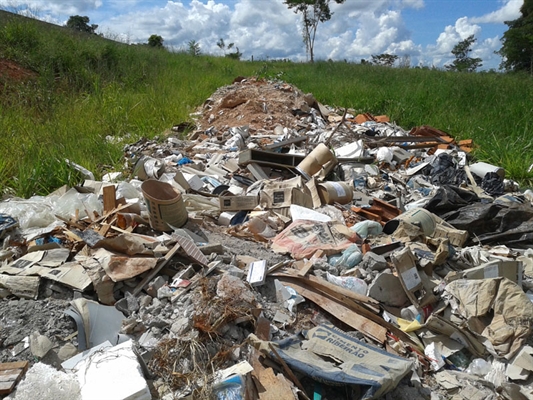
top-left (2, 77), bottom-right (533, 400)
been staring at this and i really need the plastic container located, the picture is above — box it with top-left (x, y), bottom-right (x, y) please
top-left (141, 180), bottom-right (187, 231)
top-left (330, 244), bottom-right (363, 269)
top-left (469, 162), bottom-right (505, 180)
top-left (350, 220), bottom-right (383, 238)
top-left (317, 181), bottom-right (353, 205)
top-left (247, 217), bottom-right (276, 238)
top-left (383, 207), bottom-right (437, 236)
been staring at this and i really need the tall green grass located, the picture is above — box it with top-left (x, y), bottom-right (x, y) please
top-left (1, 13), bottom-right (533, 198)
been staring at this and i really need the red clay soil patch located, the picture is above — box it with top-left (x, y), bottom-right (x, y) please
top-left (0, 58), bottom-right (37, 82)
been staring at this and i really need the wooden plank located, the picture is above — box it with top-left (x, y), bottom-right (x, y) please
top-left (276, 274), bottom-right (424, 351)
top-left (0, 361), bottom-right (27, 395)
top-left (132, 242), bottom-right (181, 296)
top-left (282, 280), bottom-right (387, 344)
top-left (103, 185), bottom-right (117, 214)
top-left (297, 259), bottom-right (314, 277)
top-left (0, 362), bottom-right (28, 371)
top-left (276, 271), bottom-right (379, 306)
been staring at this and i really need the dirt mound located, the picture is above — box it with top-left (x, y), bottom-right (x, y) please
top-left (193, 78), bottom-right (322, 135)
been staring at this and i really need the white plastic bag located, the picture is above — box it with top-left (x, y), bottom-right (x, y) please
top-left (326, 272), bottom-right (368, 296)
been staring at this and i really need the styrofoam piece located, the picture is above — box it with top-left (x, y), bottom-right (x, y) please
top-left (7, 362), bottom-right (81, 400)
top-left (246, 260), bottom-right (267, 287)
top-left (334, 140), bottom-right (364, 158)
top-left (72, 340), bottom-right (151, 400)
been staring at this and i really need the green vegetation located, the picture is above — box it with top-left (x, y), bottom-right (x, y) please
top-left (499, 0), bottom-right (533, 74)
top-left (445, 35), bottom-right (483, 73)
top-left (1, 11), bottom-right (533, 198)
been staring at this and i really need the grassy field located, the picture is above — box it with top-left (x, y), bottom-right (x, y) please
top-left (1, 11), bottom-right (533, 198)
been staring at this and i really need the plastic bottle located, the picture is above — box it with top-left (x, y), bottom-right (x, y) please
top-left (247, 218), bottom-right (276, 238)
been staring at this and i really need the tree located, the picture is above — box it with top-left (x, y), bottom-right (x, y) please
top-left (66, 15), bottom-right (98, 34)
top-left (148, 34), bottom-right (164, 48)
top-left (216, 38), bottom-right (234, 54)
top-left (187, 40), bottom-right (201, 56)
top-left (498, 0), bottom-right (533, 74)
top-left (284, 0), bottom-right (346, 63)
top-left (445, 35), bottom-right (482, 72)
top-left (216, 38), bottom-right (241, 60)
top-left (371, 53), bottom-right (399, 67)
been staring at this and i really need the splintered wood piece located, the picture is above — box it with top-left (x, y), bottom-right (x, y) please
top-left (103, 185), bottom-right (117, 213)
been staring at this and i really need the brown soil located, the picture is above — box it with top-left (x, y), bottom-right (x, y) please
top-left (193, 78), bottom-right (317, 136)
top-left (0, 58), bottom-right (37, 82)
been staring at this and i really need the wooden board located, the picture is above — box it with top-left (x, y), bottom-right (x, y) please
top-left (0, 361), bottom-right (28, 395)
top-left (282, 279), bottom-right (387, 344)
top-left (102, 185), bottom-right (117, 214)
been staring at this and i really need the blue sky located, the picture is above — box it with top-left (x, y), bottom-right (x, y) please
top-left (0, 0), bottom-right (523, 70)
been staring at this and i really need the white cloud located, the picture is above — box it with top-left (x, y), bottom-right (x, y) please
top-left (400, 0), bottom-right (424, 9)
top-left (433, 17), bottom-right (481, 55)
top-left (0, 0), bottom-right (102, 16)
top-left (471, 0), bottom-right (521, 24)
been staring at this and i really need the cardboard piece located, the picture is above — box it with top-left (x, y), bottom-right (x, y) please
top-left (0, 275), bottom-right (40, 299)
top-left (92, 248), bottom-right (158, 282)
top-left (219, 195), bottom-right (259, 211)
top-left (391, 247), bottom-right (424, 307)
top-left (432, 223), bottom-right (469, 247)
top-left (260, 177), bottom-right (313, 216)
top-left (447, 259), bottom-right (523, 286)
top-left (445, 278), bottom-right (533, 359)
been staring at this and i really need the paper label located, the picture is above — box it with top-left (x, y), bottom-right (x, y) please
top-left (483, 264), bottom-right (499, 279)
top-left (330, 182), bottom-right (347, 197)
top-left (401, 267), bottom-right (422, 291)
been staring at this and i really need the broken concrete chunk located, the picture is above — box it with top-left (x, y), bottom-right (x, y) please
top-left (146, 276), bottom-right (166, 298)
top-left (368, 272), bottom-right (409, 308)
top-left (29, 332), bottom-right (54, 358)
top-left (360, 251), bottom-right (388, 271)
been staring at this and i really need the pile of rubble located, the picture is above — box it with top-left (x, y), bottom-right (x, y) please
top-left (1, 77), bottom-right (533, 400)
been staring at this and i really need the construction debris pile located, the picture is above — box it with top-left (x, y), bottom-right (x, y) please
top-left (2, 77), bottom-right (533, 400)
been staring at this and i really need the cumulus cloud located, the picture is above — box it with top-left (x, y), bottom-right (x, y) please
top-left (471, 0), bottom-right (521, 24)
top-left (0, 0), bottom-right (102, 16)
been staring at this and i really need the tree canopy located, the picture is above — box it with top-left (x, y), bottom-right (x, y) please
top-left (498, 0), bottom-right (533, 74)
top-left (284, 0), bottom-right (345, 63)
top-left (445, 35), bottom-right (482, 72)
top-left (66, 15), bottom-right (98, 34)
top-left (371, 53), bottom-right (399, 67)
top-left (148, 34), bottom-right (164, 48)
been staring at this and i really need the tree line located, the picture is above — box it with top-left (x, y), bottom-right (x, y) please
top-left (65, 0), bottom-right (533, 74)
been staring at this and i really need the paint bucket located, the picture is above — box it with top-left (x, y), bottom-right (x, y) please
top-left (141, 180), bottom-right (187, 231)
top-left (317, 181), bottom-right (353, 205)
top-left (296, 143), bottom-right (335, 180)
top-left (469, 162), bottom-right (505, 179)
top-left (383, 208), bottom-right (437, 236)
